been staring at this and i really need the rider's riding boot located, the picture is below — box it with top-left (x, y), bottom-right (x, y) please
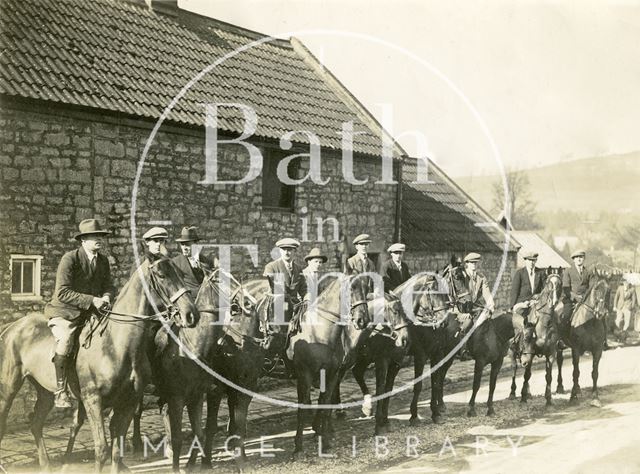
top-left (53, 354), bottom-right (73, 408)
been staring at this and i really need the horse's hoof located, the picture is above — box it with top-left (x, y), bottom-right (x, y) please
top-left (335, 409), bottom-right (347, 420)
top-left (520, 397), bottom-right (528, 404)
top-left (362, 394), bottom-right (373, 417)
top-left (292, 449), bottom-right (304, 462)
top-left (569, 397), bottom-right (579, 406)
top-left (508, 392), bottom-right (516, 400)
top-left (546, 399), bottom-right (554, 407)
top-left (439, 403), bottom-right (447, 413)
top-left (467, 408), bottom-right (477, 417)
top-left (201, 459), bottom-right (212, 469)
top-left (590, 399), bottom-right (602, 408)
top-left (409, 417), bottom-right (421, 427)
top-left (486, 408), bottom-right (495, 417)
top-left (375, 423), bottom-right (388, 436)
top-left (556, 386), bottom-right (565, 395)
top-left (432, 415), bottom-right (445, 425)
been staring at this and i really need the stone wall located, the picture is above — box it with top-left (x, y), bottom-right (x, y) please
top-left (0, 101), bottom-right (398, 323)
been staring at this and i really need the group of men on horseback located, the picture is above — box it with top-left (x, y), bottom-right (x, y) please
top-left (43, 215), bottom-right (604, 412)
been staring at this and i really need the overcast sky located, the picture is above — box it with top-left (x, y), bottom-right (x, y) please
top-left (180, 0), bottom-right (640, 177)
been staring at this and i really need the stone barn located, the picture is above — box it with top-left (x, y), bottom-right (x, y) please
top-left (0, 0), bottom-right (518, 327)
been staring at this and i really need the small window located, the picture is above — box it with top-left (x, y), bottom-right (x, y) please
top-left (10, 255), bottom-right (43, 301)
top-left (262, 149), bottom-right (296, 211)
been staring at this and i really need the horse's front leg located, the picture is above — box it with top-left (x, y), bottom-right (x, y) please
top-left (185, 393), bottom-right (205, 471)
top-left (352, 356), bottom-right (372, 417)
top-left (521, 361), bottom-right (532, 403)
top-left (293, 371), bottom-right (312, 458)
top-left (590, 348), bottom-right (603, 407)
top-left (430, 360), bottom-right (445, 424)
top-left (467, 359), bottom-right (483, 417)
top-left (382, 361), bottom-right (401, 428)
top-left (545, 356), bottom-right (554, 406)
top-left (109, 402), bottom-right (138, 474)
top-left (410, 350), bottom-right (425, 426)
top-left (131, 397), bottom-right (144, 454)
top-left (82, 393), bottom-right (109, 472)
top-left (487, 359), bottom-right (502, 416)
top-left (166, 397), bottom-right (186, 473)
top-left (570, 348), bottom-right (581, 404)
top-left (556, 347), bottom-right (565, 394)
top-left (230, 392), bottom-right (252, 471)
top-left (202, 385), bottom-right (223, 469)
top-left (374, 357), bottom-right (389, 435)
top-left (64, 401), bottom-right (86, 464)
top-left (509, 349), bottom-right (518, 400)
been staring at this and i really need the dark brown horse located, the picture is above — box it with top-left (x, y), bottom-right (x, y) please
top-left (446, 264), bottom-right (515, 417)
top-left (332, 292), bottom-right (410, 435)
top-left (201, 277), bottom-right (273, 471)
top-left (287, 275), bottom-right (370, 456)
top-left (402, 273), bottom-right (463, 425)
top-left (514, 272), bottom-right (563, 405)
top-left (556, 277), bottom-right (610, 407)
top-left (0, 258), bottom-right (197, 472)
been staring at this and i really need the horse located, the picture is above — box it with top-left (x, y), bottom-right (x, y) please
top-left (0, 258), bottom-right (197, 472)
top-left (287, 275), bottom-right (370, 456)
top-left (446, 264), bottom-right (515, 417)
top-left (514, 272), bottom-right (563, 406)
top-left (403, 273), bottom-right (463, 425)
top-left (332, 292), bottom-right (410, 435)
top-left (556, 277), bottom-right (610, 407)
top-left (201, 277), bottom-right (273, 471)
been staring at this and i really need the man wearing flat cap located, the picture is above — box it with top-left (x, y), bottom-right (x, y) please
top-left (561, 249), bottom-right (593, 325)
top-left (456, 252), bottom-right (495, 315)
top-left (45, 218), bottom-right (115, 407)
top-left (346, 233), bottom-right (378, 296)
top-left (172, 226), bottom-right (215, 295)
top-left (510, 251), bottom-right (544, 338)
top-left (264, 238), bottom-right (307, 322)
top-left (302, 247), bottom-right (328, 300)
top-left (381, 243), bottom-right (411, 293)
top-left (131, 226), bottom-right (169, 276)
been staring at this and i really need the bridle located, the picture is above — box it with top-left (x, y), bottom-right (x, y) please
top-left (370, 297), bottom-right (409, 341)
top-left (577, 279), bottom-right (609, 318)
top-left (83, 260), bottom-right (191, 347)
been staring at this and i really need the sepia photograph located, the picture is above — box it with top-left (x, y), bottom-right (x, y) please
top-left (1, 0), bottom-right (639, 472)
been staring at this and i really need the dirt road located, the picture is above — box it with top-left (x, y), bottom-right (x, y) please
top-left (4, 346), bottom-right (640, 473)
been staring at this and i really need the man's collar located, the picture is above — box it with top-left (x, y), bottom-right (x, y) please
top-left (82, 245), bottom-right (97, 262)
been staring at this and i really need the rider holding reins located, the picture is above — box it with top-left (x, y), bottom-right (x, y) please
top-left (45, 219), bottom-right (115, 408)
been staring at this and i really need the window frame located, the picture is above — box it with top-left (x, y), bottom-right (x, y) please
top-left (261, 147), bottom-right (298, 212)
top-left (10, 254), bottom-right (43, 301)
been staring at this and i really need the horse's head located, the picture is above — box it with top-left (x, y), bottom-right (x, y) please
top-left (146, 258), bottom-right (198, 328)
top-left (544, 273), bottom-right (562, 308)
top-left (588, 278), bottom-right (610, 319)
top-left (346, 275), bottom-right (371, 330)
top-left (375, 293), bottom-right (410, 349)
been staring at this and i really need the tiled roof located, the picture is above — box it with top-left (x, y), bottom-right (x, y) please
top-left (0, 0), bottom-right (387, 156)
top-left (401, 159), bottom-right (518, 253)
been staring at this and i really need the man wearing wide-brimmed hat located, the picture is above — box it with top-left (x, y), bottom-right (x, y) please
top-left (44, 218), bottom-right (115, 408)
top-left (172, 226), bottom-right (214, 295)
top-left (510, 250), bottom-right (544, 337)
top-left (381, 243), bottom-right (411, 293)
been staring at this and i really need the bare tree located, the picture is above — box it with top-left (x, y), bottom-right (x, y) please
top-left (492, 171), bottom-right (539, 229)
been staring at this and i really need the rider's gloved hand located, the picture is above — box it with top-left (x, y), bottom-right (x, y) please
top-left (92, 296), bottom-right (110, 310)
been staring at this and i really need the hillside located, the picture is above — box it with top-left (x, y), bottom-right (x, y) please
top-left (455, 152), bottom-right (640, 215)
